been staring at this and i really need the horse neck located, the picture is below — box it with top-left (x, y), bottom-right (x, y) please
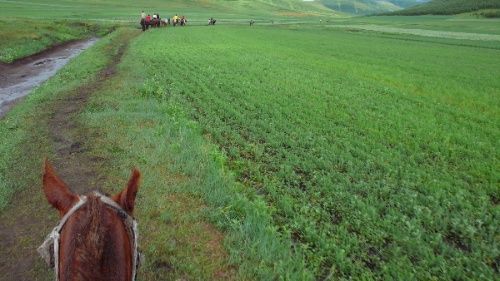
top-left (59, 195), bottom-right (132, 281)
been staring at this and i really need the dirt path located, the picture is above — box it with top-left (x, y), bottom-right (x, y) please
top-left (47, 41), bottom-right (129, 194)
top-left (0, 39), bottom-right (98, 119)
top-left (0, 31), bottom-right (138, 281)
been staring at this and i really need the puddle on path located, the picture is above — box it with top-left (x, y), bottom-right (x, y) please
top-left (0, 38), bottom-right (98, 118)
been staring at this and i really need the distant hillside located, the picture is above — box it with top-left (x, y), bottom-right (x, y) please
top-left (0, 0), bottom-right (337, 20)
top-left (389, 0), bottom-right (500, 15)
top-left (319, 0), bottom-right (428, 14)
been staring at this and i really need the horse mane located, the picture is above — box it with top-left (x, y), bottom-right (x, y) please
top-left (77, 195), bottom-right (106, 278)
top-left (61, 195), bottom-right (109, 280)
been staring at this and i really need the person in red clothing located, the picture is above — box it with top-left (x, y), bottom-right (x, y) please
top-left (145, 14), bottom-right (152, 29)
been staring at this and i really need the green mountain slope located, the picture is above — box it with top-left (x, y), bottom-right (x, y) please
top-left (390, 0), bottom-right (500, 15)
top-left (320, 0), bottom-right (427, 14)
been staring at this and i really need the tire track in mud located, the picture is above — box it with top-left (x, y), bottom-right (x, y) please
top-left (0, 30), bottom-right (138, 281)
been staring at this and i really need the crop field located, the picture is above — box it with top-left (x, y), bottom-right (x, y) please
top-left (131, 25), bottom-right (499, 279)
top-left (0, 0), bottom-right (499, 280)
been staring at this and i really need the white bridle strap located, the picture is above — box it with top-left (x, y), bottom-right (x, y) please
top-left (38, 196), bottom-right (88, 281)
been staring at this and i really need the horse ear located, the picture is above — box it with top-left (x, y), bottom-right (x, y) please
top-left (43, 159), bottom-right (78, 216)
top-left (113, 168), bottom-right (140, 215)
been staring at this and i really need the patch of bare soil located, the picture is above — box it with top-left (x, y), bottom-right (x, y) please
top-left (0, 32), bottom-right (137, 281)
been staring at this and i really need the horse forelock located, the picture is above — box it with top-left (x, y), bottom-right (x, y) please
top-left (77, 196), bottom-right (105, 269)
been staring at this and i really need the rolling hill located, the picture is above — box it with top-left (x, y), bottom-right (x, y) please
top-left (0, 0), bottom-right (334, 20)
top-left (0, 0), bottom-right (430, 19)
top-left (319, 0), bottom-right (428, 14)
top-left (389, 0), bottom-right (500, 15)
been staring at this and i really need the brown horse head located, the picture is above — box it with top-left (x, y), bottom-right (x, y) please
top-left (41, 160), bottom-right (140, 281)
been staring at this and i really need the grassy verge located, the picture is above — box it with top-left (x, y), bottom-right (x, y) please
top-left (0, 19), bottom-right (115, 62)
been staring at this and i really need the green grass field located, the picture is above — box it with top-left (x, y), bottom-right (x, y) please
top-left (0, 0), bottom-right (337, 62)
top-left (340, 15), bottom-right (500, 34)
top-left (0, 0), bottom-right (499, 280)
top-left (130, 25), bottom-right (499, 280)
top-left (0, 0), bottom-right (333, 20)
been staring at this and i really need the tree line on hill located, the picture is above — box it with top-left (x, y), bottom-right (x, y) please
top-left (385, 0), bottom-right (500, 16)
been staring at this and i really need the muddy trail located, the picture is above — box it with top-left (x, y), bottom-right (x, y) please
top-left (48, 41), bottom-right (128, 194)
top-left (0, 39), bottom-right (98, 119)
top-left (0, 31), bottom-right (138, 281)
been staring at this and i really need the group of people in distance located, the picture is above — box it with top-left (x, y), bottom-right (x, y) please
top-left (172, 14), bottom-right (187, 27)
top-left (140, 11), bottom-right (187, 31)
top-left (139, 10), bottom-right (260, 30)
